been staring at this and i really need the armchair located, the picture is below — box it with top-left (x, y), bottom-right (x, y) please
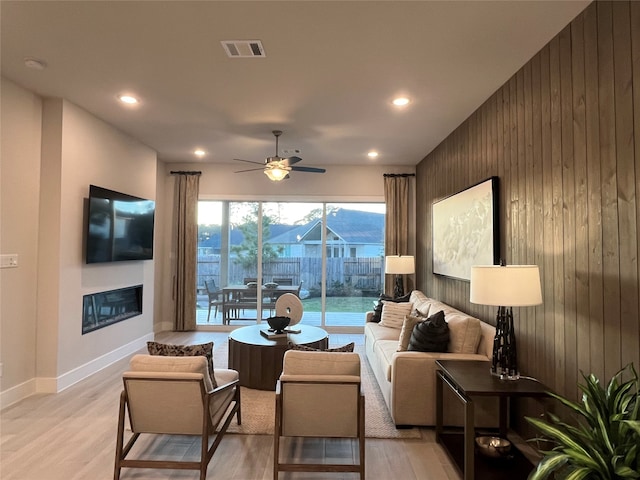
top-left (114, 354), bottom-right (241, 480)
top-left (274, 350), bottom-right (365, 479)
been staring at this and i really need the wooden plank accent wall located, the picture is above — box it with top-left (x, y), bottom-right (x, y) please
top-left (416, 1), bottom-right (640, 405)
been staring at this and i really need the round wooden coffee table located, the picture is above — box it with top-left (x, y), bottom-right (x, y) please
top-left (228, 324), bottom-right (328, 390)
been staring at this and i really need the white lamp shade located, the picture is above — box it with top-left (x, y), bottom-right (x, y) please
top-left (470, 265), bottom-right (542, 307)
top-left (385, 255), bottom-right (415, 275)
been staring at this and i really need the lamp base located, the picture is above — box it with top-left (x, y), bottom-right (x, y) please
top-left (491, 306), bottom-right (519, 380)
top-left (393, 275), bottom-right (404, 298)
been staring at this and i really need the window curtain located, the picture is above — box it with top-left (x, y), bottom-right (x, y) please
top-left (172, 171), bottom-right (201, 331)
top-left (383, 174), bottom-right (414, 296)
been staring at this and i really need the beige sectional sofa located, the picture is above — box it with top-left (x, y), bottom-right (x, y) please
top-left (364, 290), bottom-right (497, 427)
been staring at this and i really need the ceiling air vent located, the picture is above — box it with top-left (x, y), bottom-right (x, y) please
top-left (221, 40), bottom-right (266, 58)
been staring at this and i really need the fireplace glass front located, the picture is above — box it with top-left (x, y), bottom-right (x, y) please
top-left (82, 285), bottom-right (143, 334)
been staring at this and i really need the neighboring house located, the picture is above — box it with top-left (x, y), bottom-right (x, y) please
top-left (268, 208), bottom-right (384, 258)
top-left (198, 208), bottom-right (385, 259)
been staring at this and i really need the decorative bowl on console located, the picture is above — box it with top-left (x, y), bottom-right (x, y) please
top-left (475, 436), bottom-right (512, 458)
top-left (267, 316), bottom-right (291, 334)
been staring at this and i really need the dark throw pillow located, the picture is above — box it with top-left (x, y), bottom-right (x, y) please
top-left (146, 341), bottom-right (217, 388)
top-left (371, 292), bottom-right (412, 323)
top-left (407, 310), bottom-right (449, 353)
top-left (287, 341), bottom-right (355, 353)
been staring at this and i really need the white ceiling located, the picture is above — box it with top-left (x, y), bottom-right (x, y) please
top-left (1, 1), bottom-right (590, 169)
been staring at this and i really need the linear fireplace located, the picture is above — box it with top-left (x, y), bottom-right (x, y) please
top-left (82, 285), bottom-right (143, 334)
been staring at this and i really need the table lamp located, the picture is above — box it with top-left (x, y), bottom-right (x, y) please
top-left (470, 264), bottom-right (542, 380)
top-left (385, 255), bottom-right (415, 298)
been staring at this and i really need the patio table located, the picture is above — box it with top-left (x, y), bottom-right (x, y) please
top-left (221, 285), bottom-right (299, 324)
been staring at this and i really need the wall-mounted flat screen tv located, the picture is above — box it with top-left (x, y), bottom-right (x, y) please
top-left (86, 185), bottom-right (155, 264)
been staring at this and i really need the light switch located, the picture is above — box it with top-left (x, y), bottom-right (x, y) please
top-left (0, 254), bottom-right (18, 268)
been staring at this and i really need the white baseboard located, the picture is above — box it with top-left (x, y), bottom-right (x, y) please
top-left (1, 332), bottom-right (154, 409)
top-left (52, 332), bottom-right (155, 393)
top-left (0, 379), bottom-right (37, 410)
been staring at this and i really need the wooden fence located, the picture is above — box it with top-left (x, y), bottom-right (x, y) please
top-left (197, 256), bottom-right (383, 295)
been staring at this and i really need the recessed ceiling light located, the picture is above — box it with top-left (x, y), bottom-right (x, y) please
top-left (392, 97), bottom-right (410, 107)
top-left (367, 151), bottom-right (379, 159)
top-left (194, 149), bottom-right (206, 158)
top-left (118, 95), bottom-right (139, 105)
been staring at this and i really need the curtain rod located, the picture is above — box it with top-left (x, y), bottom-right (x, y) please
top-left (383, 173), bottom-right (415, 178)
top-left (170, 171), bottom-right (202, 175)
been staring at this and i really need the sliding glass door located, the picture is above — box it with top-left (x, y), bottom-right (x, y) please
top-left (197, 200), bottom-right (385, 328)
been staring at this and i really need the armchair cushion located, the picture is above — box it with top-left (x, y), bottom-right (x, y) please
top-left (129, 354), bottom-right (214, 393)
top-left (146, 341), bottom-right (217, 388)
top-left (281, 350), bottom-right (361, 376)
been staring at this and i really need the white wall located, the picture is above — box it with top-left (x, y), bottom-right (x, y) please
top-left (0, 78), bottom-right (43, 404)
top-left (1, 79), bottom-right (160, 406)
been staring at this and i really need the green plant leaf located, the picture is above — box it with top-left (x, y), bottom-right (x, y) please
top-left (623, 420), bottom-right (640, 436)
top-left (613, 465), bottom-right (640, 479)
top-left (526, 418), bottom-right (601, 471)
top-left (529, 365), bottom-right (640, 480)
top-left (564, 467), bottom-right (595, 480)
top-left (528, 452), bottom-right (568, 480)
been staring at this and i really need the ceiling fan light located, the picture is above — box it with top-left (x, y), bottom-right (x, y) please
top-left (264, 166), bottom-right (288, 181)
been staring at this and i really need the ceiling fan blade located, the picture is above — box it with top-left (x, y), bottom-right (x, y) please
top-left (234, 167), bottom-right (267, 173)
top-left (282, 156), bottom-right (302, 167)
top-left (290, 166), bottom-right (326, 173)
top-left (233, 158), bottom-right (265, 165)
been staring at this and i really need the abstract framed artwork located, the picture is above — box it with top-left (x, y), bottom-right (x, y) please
top-left (432, 177), bottom-right (499, 281)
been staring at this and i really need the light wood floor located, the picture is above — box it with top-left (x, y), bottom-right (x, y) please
top-left (1, 332), bottom-right (461, 480)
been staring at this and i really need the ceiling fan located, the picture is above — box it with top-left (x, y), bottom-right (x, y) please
top-left (233, 130), bottom-right (326, 181)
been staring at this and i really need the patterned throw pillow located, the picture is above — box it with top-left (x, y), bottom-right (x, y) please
top-left (408, 310), bottom-right (449, 352)
top-left (287, 341), bottom-right (355, 352)
top-left (371, 293), bottom-right (411, 323)
top-left (379, 301), bottom-right (414, 329)
top-left (147, 341), bottom-right (217, 388)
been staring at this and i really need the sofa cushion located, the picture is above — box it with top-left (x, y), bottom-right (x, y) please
top-left (371, 293), bottom-right (411, 323)
top-left (379, 301), bottom-right (414, 329)
top-left (446, 313), bottom-right (482, 354)
top-left (397, 315), bottom-right (423, 352)
top-left (408, 310), bottom-right (449, 352)
top-left (409, 290), bottom-right (432, 316)
top-left (373, 340), bottom-right (399, 382)
top-left (365, 322), bottom-right (403, 343)
top-left (147, 341), bottom-right (217, 388)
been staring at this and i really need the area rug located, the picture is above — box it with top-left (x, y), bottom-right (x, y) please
top-left (213, 341), bottom-right (421, 439)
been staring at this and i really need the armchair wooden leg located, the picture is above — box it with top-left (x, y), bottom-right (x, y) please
top-left (236, 385), bottom-right (242, 425)
top-left (359, 394), bottom-right (366, 480)
top-left (113, 392), bottom-right (127, 480)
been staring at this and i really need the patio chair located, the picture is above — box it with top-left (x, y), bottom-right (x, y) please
top-left (274, 350), bottom-right (365, 479)
top-left (204, 279), bottom-right (223, 322)
top-left (114, 354), bottom-right (241, 480)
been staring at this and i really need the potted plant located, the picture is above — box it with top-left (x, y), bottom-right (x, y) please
top-left (526, 364), bottom-right (640, 480)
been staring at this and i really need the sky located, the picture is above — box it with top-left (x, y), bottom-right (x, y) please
top-left (198, 201), bottom-right (385, 226)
